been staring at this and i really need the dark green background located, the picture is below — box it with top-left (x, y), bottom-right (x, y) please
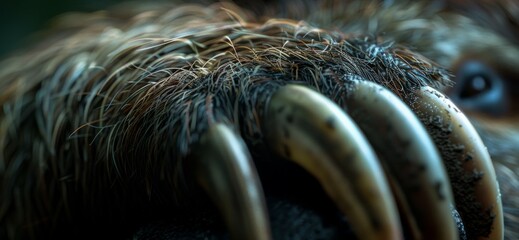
top-left (0, 0), bottom-right (132, 58)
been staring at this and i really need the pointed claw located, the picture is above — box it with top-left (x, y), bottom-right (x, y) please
top-left (407, 86), bottom-right (504, 240)
top-left (264, 85), bottom-right (403, 240)
top-left (193, 123), bottom-right (271, 240)
top-left (343, 80), bottom-right (458, 240)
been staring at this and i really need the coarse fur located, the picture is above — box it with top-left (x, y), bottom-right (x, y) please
top-left (248, 0), bottom-right (519, 238)
top-left (0, 0), bottom-right (518, 239)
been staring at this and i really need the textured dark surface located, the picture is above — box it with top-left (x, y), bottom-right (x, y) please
top-left (133, 157), bottom-right (356, 240)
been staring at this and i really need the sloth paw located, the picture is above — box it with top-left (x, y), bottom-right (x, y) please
top-left (184, 81), bottom-right (503, 240)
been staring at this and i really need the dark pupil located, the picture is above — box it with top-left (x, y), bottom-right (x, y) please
top-left (459, 74), bottom-right (491, 99)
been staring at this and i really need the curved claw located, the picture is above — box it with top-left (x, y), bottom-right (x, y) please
top-left (264, 85), bottom-right (403, 240)
top-left (343, 80), bottom-right (458, 240)
top-left (407, 86), bottom-right (504, 240)
top-left (193, 123), bottom-right (271, 240)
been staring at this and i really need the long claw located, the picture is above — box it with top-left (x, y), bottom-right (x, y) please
top-left (343, 80), bottom-right (458, 240)
top-left (193, 123), bottom-right (271, 240)
top-left (407, 86), bottom-right (504, 240)
top-left (264, 85), bottom-right (403, 240)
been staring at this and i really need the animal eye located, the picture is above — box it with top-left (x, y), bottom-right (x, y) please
top-left (459, 74), bottom-right (492, 99)
top-left (450, 60), bottom-right (508, 116)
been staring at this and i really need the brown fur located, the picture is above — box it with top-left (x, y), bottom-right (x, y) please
top-left (0, 0), bottom-right (518, 239)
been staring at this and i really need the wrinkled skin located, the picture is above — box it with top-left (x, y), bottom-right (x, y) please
top-left (0, 0), bottom-right (518, 240)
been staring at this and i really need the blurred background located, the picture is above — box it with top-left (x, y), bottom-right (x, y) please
top-left (0, 0), bottom-right (131, 57)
